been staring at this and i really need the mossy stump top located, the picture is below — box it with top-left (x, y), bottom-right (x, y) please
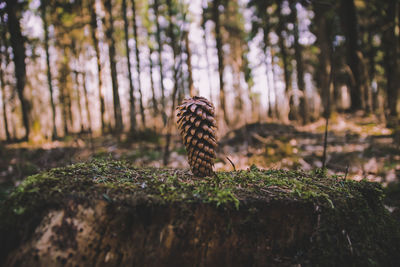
top-left (0, 159), bottom-right (399, 267)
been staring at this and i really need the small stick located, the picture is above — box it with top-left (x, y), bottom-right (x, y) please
top-left (344, 164), bottom-right (349, 180)
top-left (226, 156), bottom-right (236, 171)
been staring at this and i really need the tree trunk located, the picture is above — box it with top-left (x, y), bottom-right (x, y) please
top-left (313, 2), bottom-right (333, 118)
top-left (185, 31), bottom-right (195, 97)
top-left (212, 0), bottom-right (229, 125)
top-left (262, 26), bottom-right (273, 119)
top-left (73, 70), bottom-right (84, 132)
top-left (40, 0), bottom-right (57, 139)
top-left (131, 0), bottom-right (146, 129)
top-left (122, 0), bottom-right (137, 134)
top-left (276, 0), bottom-right (292, 120)
top-left (163, 0), bottom-right (181, 165)
top-left (5, 0), bottom-right (30, 140)
top-left (154, 0), bottom-right (167, 126)
top-left (148, 46), bottom-right (159, 118)
top-left (339, 0), bottom-right (365, 112)
top-left (59, 50), bottom-right (71, 136)
top-left (104, 0), bottom-right (123, 133)
top-left (0, 15), bottom-right (10, 141)
top-left (382, 0), bottom-right (398, 124)
top-left (89, 0), bottom-right (106, 134)
top-left (289, 2), bottom-right (308, 125)
top-left (201, 14), bottom-right (214, 102)
top-left (81, 72), bottom-right (92, 133)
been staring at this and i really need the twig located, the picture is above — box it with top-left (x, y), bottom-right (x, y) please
top-left (322, 116), bottom-right (329, 169)
top-left (226, 157), bottom-right (236, 171)
top-left (344, 164), bottom-right (349, 180)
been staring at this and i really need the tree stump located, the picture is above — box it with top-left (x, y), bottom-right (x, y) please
top-left (1, 160), bottom-right (399, 266)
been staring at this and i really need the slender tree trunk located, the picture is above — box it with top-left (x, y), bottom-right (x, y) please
top-left (339, 0), bottom-right (365, 112)
top-left (270, 47), bottom-right (279, 119)
top-left (290, 2), bottom-right (308, 125)
top-left (59, 50), bottom-right (70, 136)
top-left (122, 0), bottom-right (137, 134)
top-left (212, 0), bottom-right (229, 125)
top-left (89, 0), bottom-right (106, 134)
top-left (81, 72), bottom-right (92, 133)
top-left (0, 48), bottom-right (10, 141)
top-left (185, 31), bottom-right (195, 96)
top-left (5, 0), bottom-right (30, 140)
top-left (148, 47), bottom-right (159, 117)
top-left (313, 2), bottom-right (333, 118)
top-left (163, 0), bottom-right (181, 165)
top-left (262, 27), bottom-right (273, 119)
top-left (383, 0), bottom-right (398, 124)
top-left (367, 31), bottom-right (378, 113)
top-left (40, 0), bottom-right (57, 139)
top-left (201, 19), bottom-right (214, 102)
top-left (0, 15), bottom-right (10, 141)
top-left (73, 70), bottom-right (84, 132)
top-left (131, 0), bottom-right (146, 129)
top-left (154, 0), bottom-right (167, 126)
top-left (276, 1), bottom-right (292, 119)
top-left (104, 0), bottom-right (123, 133)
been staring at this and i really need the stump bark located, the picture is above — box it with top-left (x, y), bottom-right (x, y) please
top-left (0, 160), bottom-right (399, 266)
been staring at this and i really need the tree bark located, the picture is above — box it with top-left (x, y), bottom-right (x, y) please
top-left (289, 2), bottom-right (308, 124)
top-left (276, 0), bottom-right (293, 119)
top-left (201, 17), bottom-right (214, 102)
top-left (212, 0), bottom-right (229, 125)
top-left (313, 2), bottom-right (333, 118)
top-left (104, 0), bottom-right (123, 133)
top-left (339, 0), bottom-right (365, 112)
top-left (40, 0), bottom-right (57, 139)
top-left (163, 0), bottom-right (181, 165)
top-left (185, 31), bottom-right (195, 96)
top-left (382, 0), bottom-right (399, 124)
top-left (122, 0), bottom-right (137, 134)
top-left (154, 0), bottom-right (167, 126)
top-left (5, 0), bottom-right (30, 140)
top-left (0, 15), bottom-right (10, 141)
top-left (88, 0), bottom-right (106, 134)
top-left (131, 0), bottom-right (146, 129)
top-left (148, 46), bottom-right (159, 117)
top-left (81, 71), bottom-right (92, 133)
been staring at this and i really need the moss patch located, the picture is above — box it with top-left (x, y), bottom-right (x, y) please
top-left (0, 159), bottom-right (399, 266)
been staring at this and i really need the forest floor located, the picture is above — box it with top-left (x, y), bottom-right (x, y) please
top-left (1, 113), bottom-right (400, 210)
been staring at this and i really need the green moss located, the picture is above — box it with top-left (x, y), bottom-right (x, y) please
top-left (0, 159), bottom-right (399, 266)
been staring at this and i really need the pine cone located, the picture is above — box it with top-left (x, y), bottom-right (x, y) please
top-left (177, 96), bottom-right (217, 177)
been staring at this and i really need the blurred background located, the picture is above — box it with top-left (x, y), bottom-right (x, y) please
top-left (0, 0), bottom-right (399, 207)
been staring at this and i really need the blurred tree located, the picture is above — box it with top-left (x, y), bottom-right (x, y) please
top-left (88, 0), bottom-right (106, 134)
top-left (184, 30), bottom-right (195, 96)
top-left (163, 0), bottom-right (181, 165)
top-left (0, 13), bottom-right (10, 141)
top-left (5, 0), bottom-right (30, 140)
top-left (40, 0), bottom-right (57, 139)
top-left (153, 0), bottom-right (167, 126)
top-left (248, 0), bottom-right (276, 119)
top-left (210, 0), bottom-right (229, 125)
top-left (122, 0), bottom-right (137, 134)
top-left (104, 0), bottom-right (123, 133)
top-left (339, 0), bottom-right (369, 112)
top-left (289, 1), bottom-right (308, 124)
top-left (142, 1), bottom-right (159, 118)
top-left (200, 4), bottom-right (214, 102)
top-left (131, 0), bottom-right (146, 128)
top-left (275, 0), bottom-right (293, 120)
top-left (382, 0), bottom-right (399, 125)
top-left (312, 1), bottom-right (334, 118)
